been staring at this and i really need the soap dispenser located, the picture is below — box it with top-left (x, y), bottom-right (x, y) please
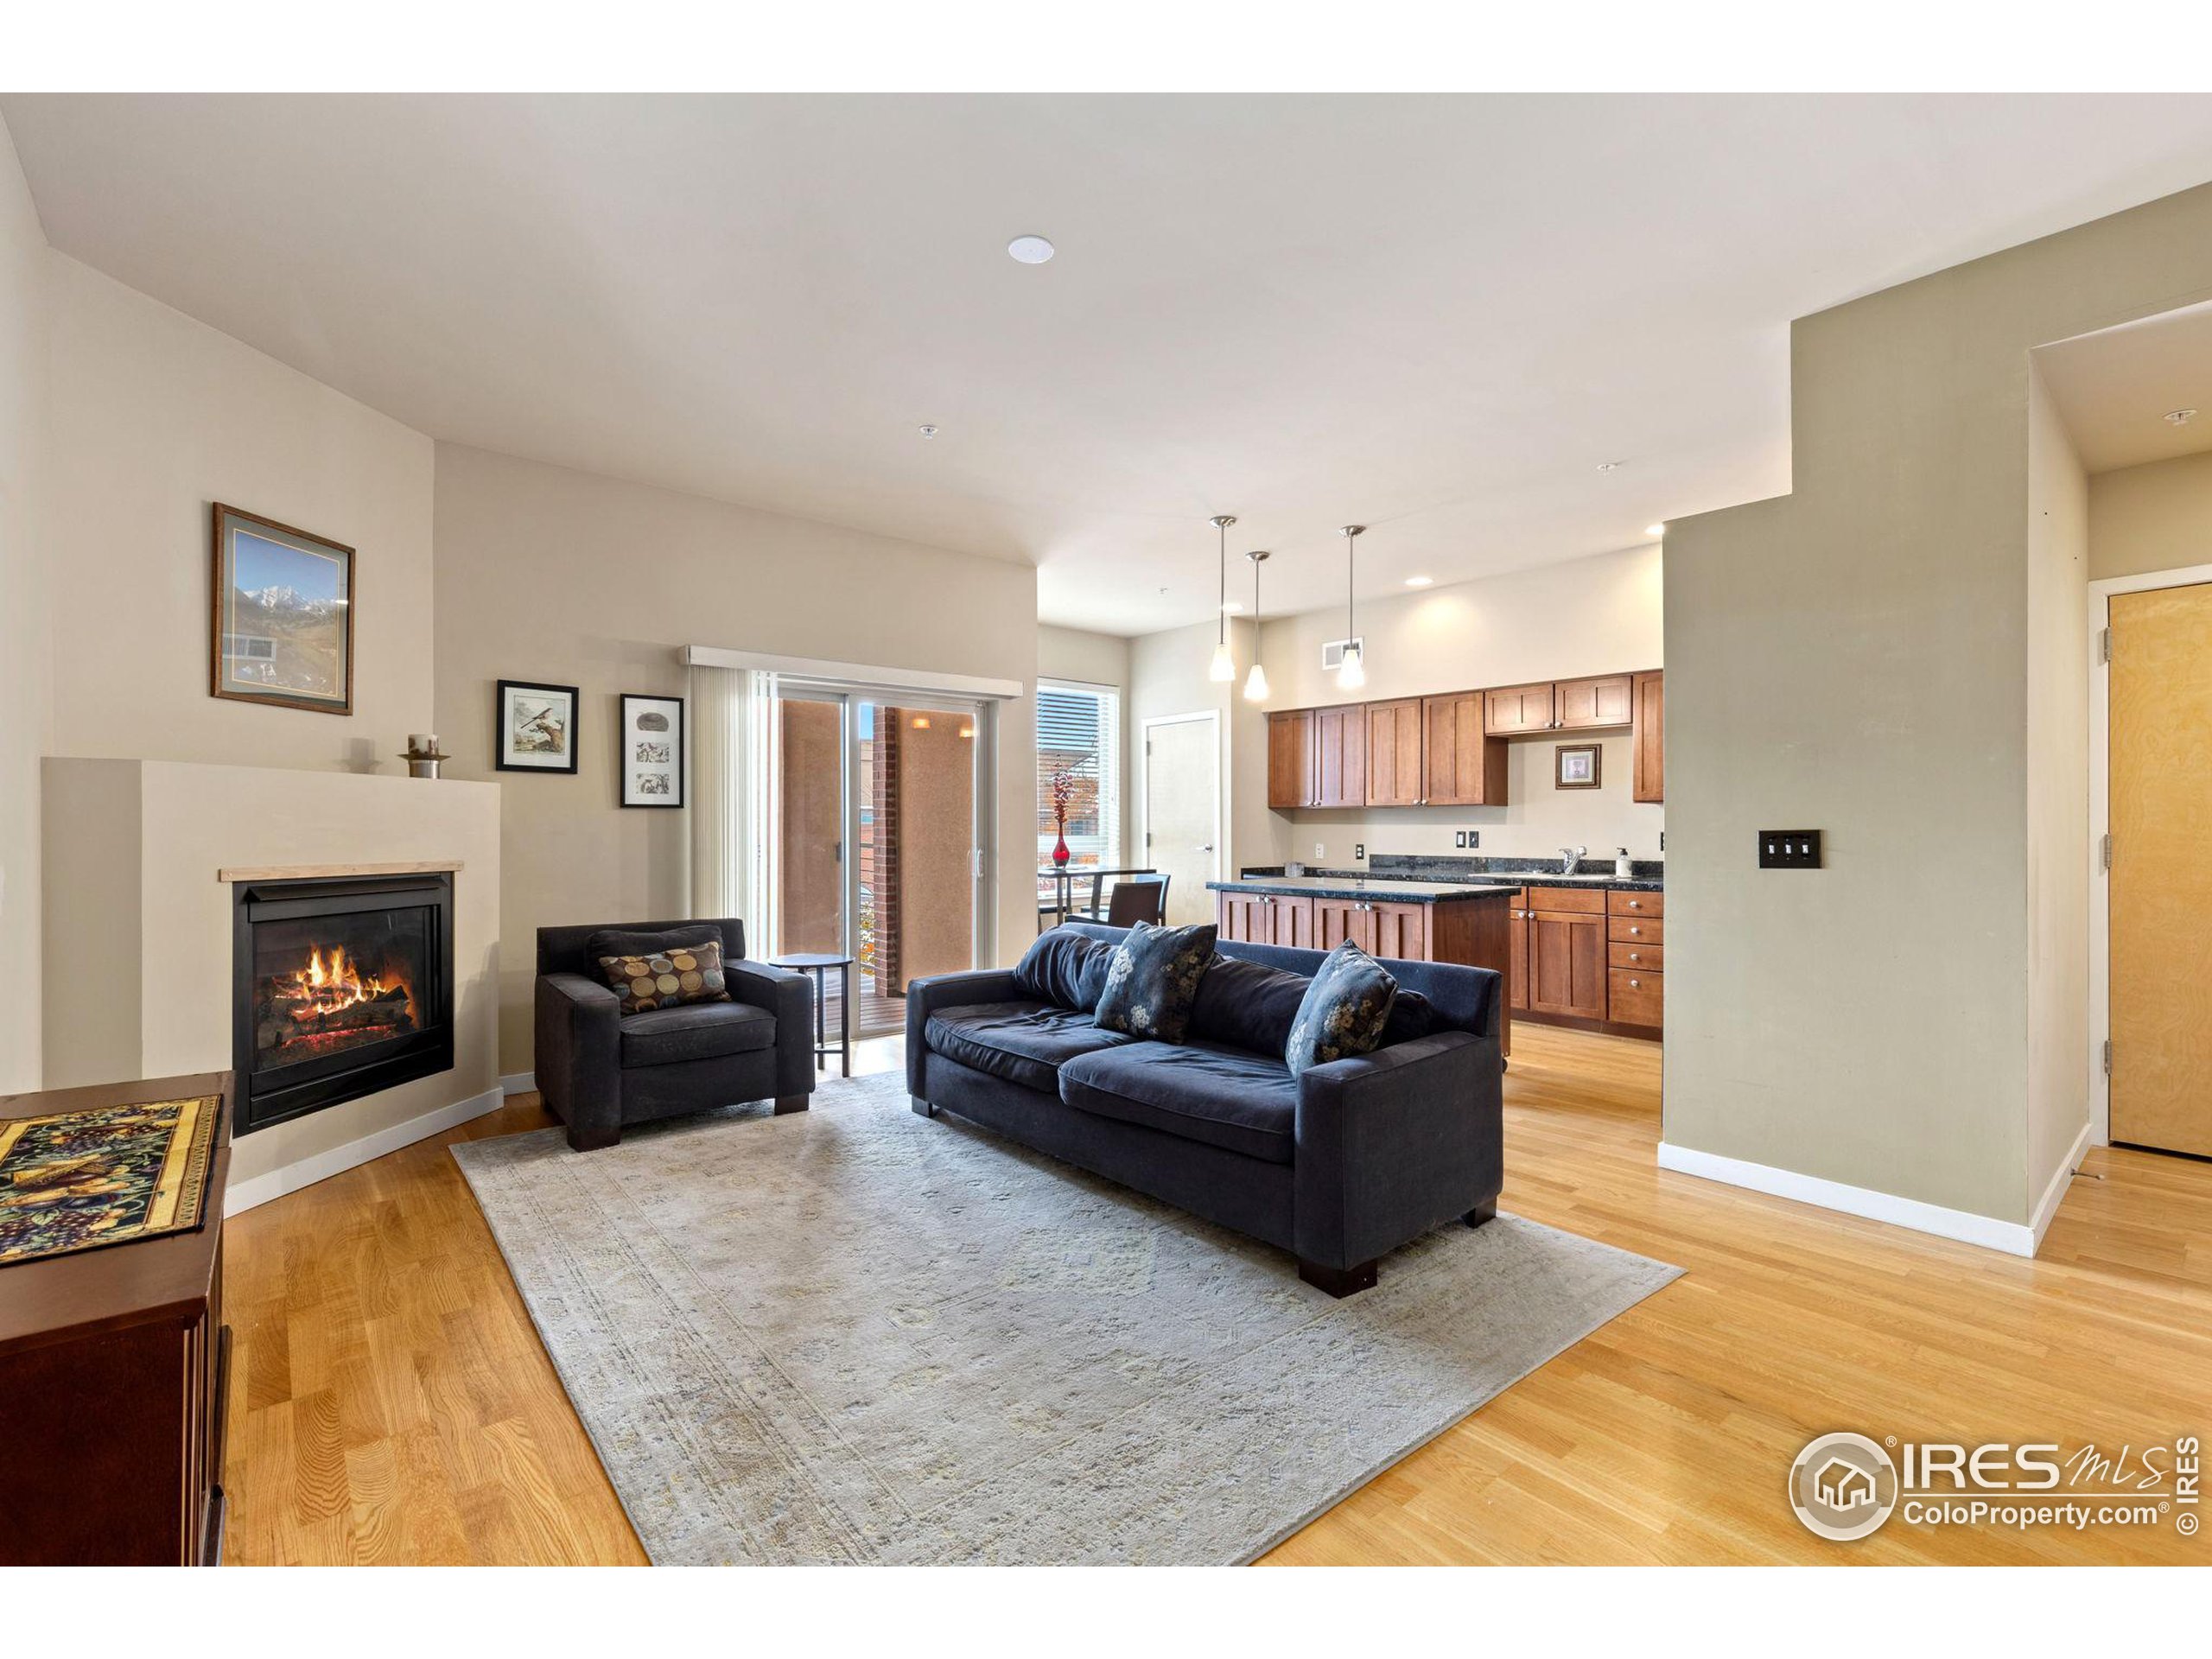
top-left (1614, 846), bottom-right (1634, 880)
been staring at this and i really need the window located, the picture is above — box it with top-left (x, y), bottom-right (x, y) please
top-left (1037, 681), bottom-right (1120, 871)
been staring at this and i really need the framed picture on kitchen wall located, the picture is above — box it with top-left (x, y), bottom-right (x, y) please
top-left (496, 679), bottom-right (581, 773)
top-left (620, 693), bottom-right (684, 807)
top-left (210, 502), bottom-right (356, 715)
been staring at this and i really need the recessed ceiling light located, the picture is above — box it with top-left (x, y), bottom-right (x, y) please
top-left (1404, 575), bottom-right (1433, 588)
top-left (1596, 460), bottom-right (1624, 472)
top-left (918, 424), bottom-right (938, 438)
top-left (1645, 523), bottom-right (1667, 537)
top-left (1007, 234), bottom-right (1055, 264)
top-left (2166, 408), bottom-right (2198, 426)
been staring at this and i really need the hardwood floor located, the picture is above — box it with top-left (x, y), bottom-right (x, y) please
top-left (220, 1025), bottom-right (2212, 1565)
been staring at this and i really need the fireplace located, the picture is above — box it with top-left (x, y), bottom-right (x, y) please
top-left (231, 872), bottom-right (454, 1135)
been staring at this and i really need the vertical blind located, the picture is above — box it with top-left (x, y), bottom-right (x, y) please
top-left (1036, 683), bottom-right (1120, 868)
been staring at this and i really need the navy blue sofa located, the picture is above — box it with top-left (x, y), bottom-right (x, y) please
top-left (905, 923), bottom-right (1504, 1296)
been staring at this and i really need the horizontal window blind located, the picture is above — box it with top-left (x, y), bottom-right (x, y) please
top-left (1037, 683), bottom-right (1119, 868)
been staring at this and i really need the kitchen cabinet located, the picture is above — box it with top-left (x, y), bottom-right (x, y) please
top-left (1484, 682), bottom-right (1556, 735)
top-left (1311, 705), bottom-right (1367, 808)
top-left (1525, 886), bottom-right (1608, 1021)
top-left (1632, 670), bottom-right (1664, 803)
top-left (1555, 674), bottom-right (1634, 730)
top-left (1365, 698), bottom-right (1425, 806)
top-left (1421, 691), bottom-right (1507, 806)
top-left (1217, 890), bottom-right (1315, 949)
top-left (1266, 710), bottom-right (1314, 809)
top-left (1604, 888), bottom-right (1662, 1029)
top-left (1506, 890), bottom-right (1529, 1012)
top-left (1313, 895), bottom-right (1427, 959)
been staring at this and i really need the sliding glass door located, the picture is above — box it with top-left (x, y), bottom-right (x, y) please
top-left (768, 688), bottom-right (987, 1039)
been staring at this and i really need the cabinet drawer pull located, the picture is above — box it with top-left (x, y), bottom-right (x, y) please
top-left (1629, 951), bottom-right (1642, 962)
top-left (1628, 978), bottom-right (1641, 989)
top-left (1627, 899), bottom-right (1643, 910)
top-left (1628, 925), bottom-right (1642, 936)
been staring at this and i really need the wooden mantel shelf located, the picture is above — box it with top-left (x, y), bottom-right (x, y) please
top-left (216, 859), bottom-right (464, 883)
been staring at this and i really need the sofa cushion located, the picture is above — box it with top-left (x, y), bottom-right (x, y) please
top-left (1186, 954), bottom-right (1310, 1058)
top-left (925, 1001), bottom-right (1139, 1093)
top-left (1382, 987), bottom-right (1436, 1047)
top-left (588, 924), bottom-right (725, 964)
top-left (1058, 1040), bottom-right (1298, 1165)
top-left (1093, 921), bottom-right (1216, 1043)
top-left (1011, 928), bottom-right (1114, 1012)
top-left (1285, 941), bottom-right (1399, 1077)
top-left (594, 936), bottom-right (734, 1015)
top-left (620, 1000), bottom-right (776, 1067)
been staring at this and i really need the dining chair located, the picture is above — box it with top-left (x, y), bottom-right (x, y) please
top-left (1103, 874), bottom-right (1169, 928)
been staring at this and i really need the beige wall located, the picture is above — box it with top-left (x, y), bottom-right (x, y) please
top-left (2088, 448), bottom-right (2212, 581)
top-left (2025, 368), bottom-right (2092, 1208)
top-left (41, 760), bottom-right (500, 1195)
top-left (0, 117), bottom-right (49, 1090)
top-left (1230, 544), bottom-right (1664, 871)
top-left (44, 254), bottom-right (435, 772)
top-left (1665, 182), bottom-right (2212, 1230)
top-left (431, 443), bottom-right (1038, 1072)
top-left (1128, 617), bottom-right (1247, 921)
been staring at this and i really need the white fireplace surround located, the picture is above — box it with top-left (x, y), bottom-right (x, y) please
top-left (40, 759), bottom-right (502, 1212)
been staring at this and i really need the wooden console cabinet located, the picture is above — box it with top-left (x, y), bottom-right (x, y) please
top-left (0, 1071), bottom-right (232, 1566)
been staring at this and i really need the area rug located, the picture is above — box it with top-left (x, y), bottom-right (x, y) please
top-left (454, 1071), bottom-right (1681, 1564)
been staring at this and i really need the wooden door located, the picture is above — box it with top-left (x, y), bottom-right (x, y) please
top-left (1311, 707), bottom-right (1367, 807)
top-left (2110, 583), bottom-right (2212, 1157)
top-left (1313, 898), bottom-right (1376, 953)
top-left (1370, 900), bottom-right (1428, 961)
top-left (1422, 691), bottom-right (1507, 805)
top-left (1555, 674), bottom-right (1634, 729)
top-left (1484, 682), bottom-right (1556, 734)
top-left (1507, 895), bottom-right (1529, 1012)
top-left (1267, 710), bottom-right (1314, 809)
top-left (1528, 910), bottom-right (1605, 1020)
top-left (1632, 671), bottom-right (1664, 803)
top-left (1365, 698), bottom-right (1425, 805)
top-left (1266, 895), bottom-right (1315, 950)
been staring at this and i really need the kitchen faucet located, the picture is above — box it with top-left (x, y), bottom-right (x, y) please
top-left (1558, 844), bottom-right (1587, 875)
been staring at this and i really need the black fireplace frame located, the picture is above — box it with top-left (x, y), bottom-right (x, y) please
top-left (231, 871), bottom-right (455, 1137)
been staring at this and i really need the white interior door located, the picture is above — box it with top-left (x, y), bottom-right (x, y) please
top-left (1142, 714), bottom-right (1219, 928)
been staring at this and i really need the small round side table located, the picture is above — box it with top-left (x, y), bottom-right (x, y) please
top-left (767, 952), bottom-right (855, 1078)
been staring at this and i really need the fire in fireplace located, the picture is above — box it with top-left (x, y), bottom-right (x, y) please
top-left (232, 872), bottom-right (454, 1135)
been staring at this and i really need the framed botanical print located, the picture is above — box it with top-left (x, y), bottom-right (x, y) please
top-left (1555, 743), bottom-right (1602, 789)
top-left (496, 679), bottom-right (581, 773)
top-left (620, 693), bottom-right (684, 807)
top-left (210, 503), bottom-right (355, 715)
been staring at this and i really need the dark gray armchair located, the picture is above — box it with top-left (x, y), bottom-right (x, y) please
top-left (534, 918), bottom-right (815, 1151)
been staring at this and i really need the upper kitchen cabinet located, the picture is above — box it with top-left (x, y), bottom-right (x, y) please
top-left (1421, 691), bottom-right (1507, 806)
top-left (1632, 670), bottom-right (1664, 803)
top-left (1484, 682), bottom-right (1556, 735)
top-left (1554, 673), bottom-right (1634, 730)
top-left (1311, 704), bottom-right (1367, 807)
top-left (1365, 698), bottom-right (1425, 806)
top-left (1266, 709), bottom-right (1315, 809)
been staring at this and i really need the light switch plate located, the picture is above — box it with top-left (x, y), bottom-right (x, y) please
top-left (1453, 831), bottom-right (1466, 849)
top-left (1759, 830), bottom-right (1822, 869)
top-left (1354, 842), bottom-right (1366, 861)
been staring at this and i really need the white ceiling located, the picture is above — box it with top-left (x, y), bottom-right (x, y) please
top-left (10, 94), bottom-right (2212, 634)
top-left (2037, 300), bottom-right (2212, 473)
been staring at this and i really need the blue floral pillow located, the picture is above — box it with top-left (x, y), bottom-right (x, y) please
top-left (1285, 942), bottom-right (1400, 1077)
top-left (1092, 921), bottom-right (1217, 1043)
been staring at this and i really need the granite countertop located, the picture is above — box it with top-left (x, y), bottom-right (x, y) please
top-left (1220, 862), bottom-right (1665, 895)
top-left (1206, 874), bottom-right (1517, 903)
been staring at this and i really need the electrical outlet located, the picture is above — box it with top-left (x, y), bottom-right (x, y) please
top-left (1313, 842), bottom-right (1325, 860)
top-left (1759, 830), bottom-right (1822, 869)
top-left (1354, 842), bottom-right (1366, 861)
top-left (1465, 829), bottom-right (1480, 849)
top-left (1453, 831), bottom-right (1466, 849)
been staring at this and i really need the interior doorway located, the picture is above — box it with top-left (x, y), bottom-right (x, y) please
top-left (769, 689), bottom-right (987, 1039)
top-left (2097, 574), bottom-right (2212, 1159)
top-left (1141, 713), bottom-right (1219, 928)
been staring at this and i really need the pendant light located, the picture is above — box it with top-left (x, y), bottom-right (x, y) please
top-left (1242, 551), bottom-right (1271, 702)
top-left (1207, 514), bottom-right (1237, 682)
top-left (1337, 524), bottom-right (1367, 690)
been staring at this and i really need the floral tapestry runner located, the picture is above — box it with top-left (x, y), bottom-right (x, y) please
top-left (0, 1095), bottom-right (219, 1266)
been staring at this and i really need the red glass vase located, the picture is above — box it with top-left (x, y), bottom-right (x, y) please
top-left (1052, 822), bottom-right (1070, 867)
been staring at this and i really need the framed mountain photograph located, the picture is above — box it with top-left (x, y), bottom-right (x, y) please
top-left (497, 678), bottom-right (581, 773)
top-left (210, 503), bottom-right (355, 714)
top-left (620, 693), bottom-right (684, 807)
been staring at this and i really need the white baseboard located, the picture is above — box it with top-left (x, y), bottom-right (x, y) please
top-left (2029, 1120), bottom-right (2095, 1252)
top-left (225, 1084), bottom-right (506, 1216)
top-left (500, 1070), bottom-right (537, 1096)
top-left (1655, 1141), bottom-right (2042, 1257)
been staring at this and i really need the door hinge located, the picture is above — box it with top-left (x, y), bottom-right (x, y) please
top-left (1144, 831), bottom-right (1153, 847)
top-left (834, 839), bottom-right (843, 864)
top-left (2103, 1039), bottom-right (2113, 1078)
top-left (2101, 833), bottom-right (2113, 873)
top-left (2098, 627), bottom-right (2112, 664)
